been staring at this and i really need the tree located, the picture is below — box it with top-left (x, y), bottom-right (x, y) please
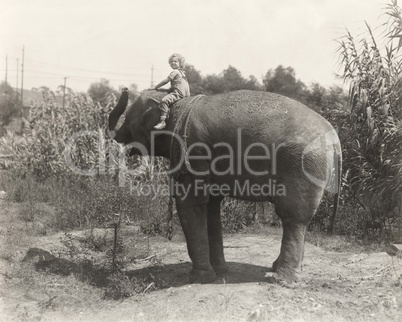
top-left (87, 78), bottom-right (119, 105)
top-left (201, 65), bottom-right (260, 94)
top-left (184, 65), bottom-right (205, 95)
top-left (304, 82), bottom-right (328, 112)
top-left (263, 65), bottom-right (306, 100)
top-left (38, 86), bottom-right (50, 93)
top-left (202, 74), bottom-right (226, 95)
top-left (244, 75), bottom-right (262, 91)
top-left (0, 81), bottom-right (20, 128)
top-left (326, 85), bottom-right (349, 111)
top-left (222, 66), bottom-right (247, 91)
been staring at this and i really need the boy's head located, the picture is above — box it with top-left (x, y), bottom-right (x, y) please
top-left (168, 53), bottom-right (185, 69)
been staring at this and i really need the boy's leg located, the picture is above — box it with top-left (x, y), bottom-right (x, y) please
top-left (155, 91), bottom-right (183, 129)
top-left (154, 96), bottom-right (170, 129)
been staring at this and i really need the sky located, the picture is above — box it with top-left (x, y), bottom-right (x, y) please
top-left (0, 0), bottom-right (384, 93)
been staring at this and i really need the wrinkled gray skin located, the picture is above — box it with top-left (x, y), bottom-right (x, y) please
top-left (109, 89), bottom-right (342, 283)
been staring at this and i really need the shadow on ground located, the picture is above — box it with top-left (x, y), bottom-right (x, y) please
top-left (124, 261), bottom-right (271, 288)
top-left (34, 257), bottom-right (271, 289)
top-left (26, 246), bottom-right (272, 299)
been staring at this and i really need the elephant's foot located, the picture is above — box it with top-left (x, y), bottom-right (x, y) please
top-left (272, 258), bottom-right (279, 272)
top-left (269, 270), bottom-right (300, 283)
top-left (211, 262), bottom-right (229, 275)
top-left (270, 256), bottom-right (300, 282)
top-left (189, 268), bottom-right (216, 284)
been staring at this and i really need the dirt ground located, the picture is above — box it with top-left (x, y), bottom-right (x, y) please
top-left (0, 199), bottom-right (401, 322)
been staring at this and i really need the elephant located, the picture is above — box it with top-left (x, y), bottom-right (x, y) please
top-left (109, 88), bottom-right (342, 283)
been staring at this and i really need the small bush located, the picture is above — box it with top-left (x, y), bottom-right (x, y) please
top-left (0, 172), bottom-right (53, 203)
top-left (103, 272), bottom-right (147, 300)
top-left (81, 231), bottom-right (109, 252)
top-left (221, 199), bottom-right (258, 233)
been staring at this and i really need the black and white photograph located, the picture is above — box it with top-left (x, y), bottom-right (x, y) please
top-left (0, 0), bottom-right (401, 321)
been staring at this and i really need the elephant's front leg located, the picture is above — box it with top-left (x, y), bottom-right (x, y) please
top-left (207, 196), bottom-right (228, 274)
top-left (175, 178), bottom-right (216, 283)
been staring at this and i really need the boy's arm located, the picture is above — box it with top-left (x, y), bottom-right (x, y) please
top-left (154, 78), bottom-right (169, 89)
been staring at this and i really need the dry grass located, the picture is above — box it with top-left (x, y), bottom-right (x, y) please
top-left (0, 199), bottom-right (401, 322)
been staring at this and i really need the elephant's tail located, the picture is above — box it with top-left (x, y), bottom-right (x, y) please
top-left (329, 151), bottom-right (342, 234)
top-left (109, 87), bottom-right (129, 131)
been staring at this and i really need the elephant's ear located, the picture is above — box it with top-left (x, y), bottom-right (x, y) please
top-left (139, 99), bottom-right (162, 137)
top-left (147, 98), bottom-right (160, 107)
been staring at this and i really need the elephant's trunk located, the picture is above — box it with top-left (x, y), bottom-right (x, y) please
top-left (109, 87), bottom-right (128, 131)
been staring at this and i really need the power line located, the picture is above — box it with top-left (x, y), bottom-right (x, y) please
top-left (1, 68), bottom-right (150, 82)
top-left (24, 58), bottom-right (151, 77)
top-left (1, 47), bottom-right (154, 92)
top-left (2, 68), bottom-right (150, 82)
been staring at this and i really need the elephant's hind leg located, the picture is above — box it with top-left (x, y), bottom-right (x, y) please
top-left (272, 189), bottom-right (322, 282)
top-left (272, 221), bottom-right (307, 281)
top-left (207, 196), bottom-right (228, 274)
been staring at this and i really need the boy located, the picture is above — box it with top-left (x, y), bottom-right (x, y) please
top-left (153, 53), bottom-right (190, 129)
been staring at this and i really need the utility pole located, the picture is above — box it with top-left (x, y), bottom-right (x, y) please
top-left (62, 77), bottom-right (67, 108)
top-left (5, 56), bottom-right (8, 110)
top-left (16, 59), bottom-right (19, 101)
top-left (5, 55), bottom-right (7, 85)
top-left (21, 45), bottom-right (25, 106)
top-left (151, 65), bottom-right (154, 88)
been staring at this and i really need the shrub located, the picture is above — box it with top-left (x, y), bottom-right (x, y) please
top-left (0, 87), bottom-right (181, 233)
top-left (221, 199), bottom-right (260, 233)
top-left (325, 0), bottom-right (402, 240)
top-left (0, 81), bottom-right (20, 129)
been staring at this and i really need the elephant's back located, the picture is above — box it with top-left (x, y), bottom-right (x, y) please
top-left (195, 90), bottom-right (335, 144)
top-left (186, 90), bottom-right (340, 192)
